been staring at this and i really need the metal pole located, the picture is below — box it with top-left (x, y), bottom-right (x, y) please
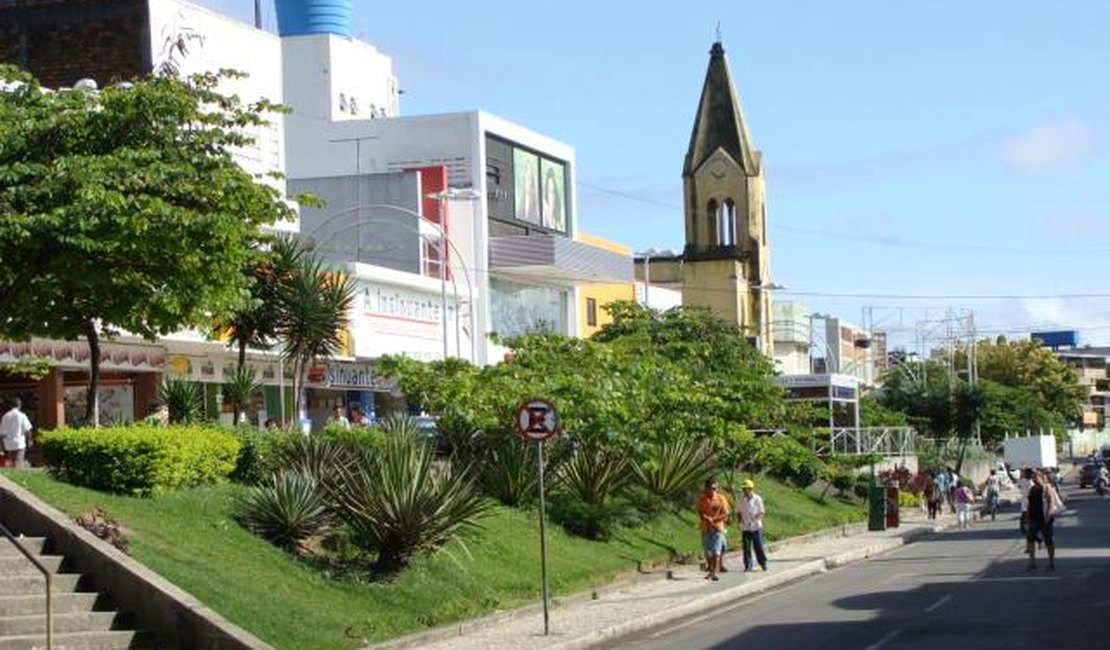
top-left (537, 440), bottom-right (550, 635)
top-left (440, 252), bottom-right (449, 359)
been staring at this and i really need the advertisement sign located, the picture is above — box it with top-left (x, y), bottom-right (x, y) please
top-left (540, 159), bottom-right (566, 231)
top-left (1031, 330), bottom-right (1078, 349)
top-left (513, 148), bottom-right (541, 224)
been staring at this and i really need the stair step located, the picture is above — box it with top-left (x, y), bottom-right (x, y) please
top-left (0, 554), bottom-right (65, 575)
top-left (0, 629), bottom-right (149, 650)
top-left (0, 610), bottom-right (126, 635)
top-left (0, 573), bottom-right (84, 595)
top-left (0, 591), bottom-right (103, 616)
top-left (0, 538), bottom-right (47, 558)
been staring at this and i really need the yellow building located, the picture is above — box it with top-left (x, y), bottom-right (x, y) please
top-left (575, 233), bottom-right (635, 338)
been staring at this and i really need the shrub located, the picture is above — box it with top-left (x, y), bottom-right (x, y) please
top-left (228, 426), bottom-right (300, 485)
top-left (320, 424), bottom-right (388, 451)
top-left (332, 435), bottom-right (492, 576)
top-left (235, 471), bottom-right (333, 554)
top-left (547, 494), bottom-right (630, 541)
top-left (41, 424), bottom-right (240, 495)
top-left (898, 490), bottom-right (922, 507)
top-left (270, 435), bottom-right (358, 485)
top-left (831, 471), bottom-right (856, 497)
top-left (554, 447), bottom-right (631, 505)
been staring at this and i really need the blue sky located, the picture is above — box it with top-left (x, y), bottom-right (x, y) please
top-left (204, 1), bottom-right (1110, 349)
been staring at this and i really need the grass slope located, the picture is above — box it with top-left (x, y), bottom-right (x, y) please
top-left (3, 470), bottom-right (862, 649)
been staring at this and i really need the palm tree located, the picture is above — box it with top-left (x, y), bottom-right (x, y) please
top-left (276, 253), bottom-right (357, 423)
top-left (216, 236), bottom-right (305, 372)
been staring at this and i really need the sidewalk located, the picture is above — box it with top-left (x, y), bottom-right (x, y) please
top-left (366, 509), bottom-right (961, 650)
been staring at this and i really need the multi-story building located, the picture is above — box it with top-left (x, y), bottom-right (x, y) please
top-left (0, 0), bottom-right (630, 429)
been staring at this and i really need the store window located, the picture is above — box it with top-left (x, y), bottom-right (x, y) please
top-left (490, 278), bottom-right (567, 338)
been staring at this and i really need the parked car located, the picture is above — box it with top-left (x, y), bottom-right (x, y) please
top-left (1079, 462), bottom-right (1103, 489)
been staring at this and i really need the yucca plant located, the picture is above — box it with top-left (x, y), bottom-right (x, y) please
top-left (222, 366), bottom-right (261, 425)
top-left (377, 413), bottom-right (426, 437)
top-left (554, 446), bottom-right (631, 505)
top-left (159, 378), bottom-right (204, 424)
top-left (271, 435), bottom-right (358, 487)
top-left (633, 439), bottom-right (714, 504)
top-left (332, 435), bottom-right (492, 576)
top-left (235, 471), bottom-right (333, 554)
top-left (482, 440), bottom-right (537, 507)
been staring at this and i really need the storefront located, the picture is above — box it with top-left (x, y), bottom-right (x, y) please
top-left (304, 359), bottom-right (401, 432)
top-left (0, 338), bottom-right (166, 429)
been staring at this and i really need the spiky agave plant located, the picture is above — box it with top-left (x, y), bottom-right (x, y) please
top-left (332, 435), bottom-right (492, 576)
top-left (235, 471), bottom-right (333, 554)
top-left (632, 439), bottom-right (714, 504)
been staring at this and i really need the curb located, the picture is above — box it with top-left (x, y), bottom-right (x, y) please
top-left (367, 520), bottom-right (949, 650)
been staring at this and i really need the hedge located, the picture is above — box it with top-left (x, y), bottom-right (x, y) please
top-left (40, 424), bottom-right (241, 496)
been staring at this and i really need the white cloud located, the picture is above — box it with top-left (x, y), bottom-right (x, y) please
top-left (1018, 298), bottom-right (1110, 345)
top-left (1001, 119), bottom-right (1096, 173)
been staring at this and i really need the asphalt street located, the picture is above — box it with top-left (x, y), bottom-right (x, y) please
top-left (609, 486), bottom-right (1110, 650)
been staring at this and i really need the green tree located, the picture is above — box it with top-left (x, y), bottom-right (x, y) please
top-left (0, 67), bottom-right (296, 425)
top-left (963, 337), bottom-right (1085, 429)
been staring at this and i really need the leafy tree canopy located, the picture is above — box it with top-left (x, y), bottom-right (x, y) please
top-left (0, 66), bottom-right (296, 422)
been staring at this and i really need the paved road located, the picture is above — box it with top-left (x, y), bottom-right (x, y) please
top-left (610, 486), bottom-right (1110, 650)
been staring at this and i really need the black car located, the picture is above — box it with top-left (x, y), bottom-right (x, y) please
top-left (1079, 462), bottom-right (1104, 489)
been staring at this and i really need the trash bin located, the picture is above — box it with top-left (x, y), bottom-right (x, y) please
top-left (885, 485), bottom-right (900, 528)
top-left (868, 485), bottom-right (886, 531)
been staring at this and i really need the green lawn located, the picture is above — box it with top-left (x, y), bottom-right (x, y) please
top-left (3, 470), bottom-right (863, 650)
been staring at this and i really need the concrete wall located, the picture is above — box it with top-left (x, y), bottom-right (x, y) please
top-left (0, 475), bottom-right (272, 650)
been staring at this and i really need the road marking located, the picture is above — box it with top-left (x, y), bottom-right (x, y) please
top-left (925, 594), bottom-right (953, 613)
top-left (863, 628), bottom-right (902, 650)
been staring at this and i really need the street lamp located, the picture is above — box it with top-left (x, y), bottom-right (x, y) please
top-left (304, 200), bottom-right (478, 362)
top-left (426, 188), bottom-right (482, 361)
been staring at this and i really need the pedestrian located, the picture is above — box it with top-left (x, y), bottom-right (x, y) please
top-left (350, 405), bottom-right (371, 427)
top-left (737, 478), bottom-right (768, 571)
top-left (1018, 467), bottom-right (1034, 536)
top-left (0, 397), bottom-right (34, 468)
top-left (948, 467), bottom-right (961, 513)
top-left (326, 406), bottom-right (350, 431)
top-left (934, 467), bottom-right (951, 514)
top-left (953, 480), bottom-right (973, 529)
top-left (696, 477), bottom-right (730, 581)
top-left (142, 401), bottom-right (170, 426)
top-left (1026, 469), bottom-right (1063, 571)
top-left (924, 476), bottom-right (942, 520)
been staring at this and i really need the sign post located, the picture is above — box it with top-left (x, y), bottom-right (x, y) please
top-left (514, 398), bottom-right (560, 635)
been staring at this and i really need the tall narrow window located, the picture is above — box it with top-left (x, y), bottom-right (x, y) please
top-left (586, 298), bottom-right (598, 327)
top-left (725, 199), bottom-right (736, 246)
top-left (706, 199), bottom-right (719, 247)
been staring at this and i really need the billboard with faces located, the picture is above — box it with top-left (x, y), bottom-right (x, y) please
top-left (486, 135), bottom-right (568, 232)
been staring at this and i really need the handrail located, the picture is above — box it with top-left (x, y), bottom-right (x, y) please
top-left (0, 522), bottom-right (52, 649)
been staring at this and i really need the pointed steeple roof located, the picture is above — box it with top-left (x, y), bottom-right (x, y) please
top-left (683, 41), bottom-right (759, 177)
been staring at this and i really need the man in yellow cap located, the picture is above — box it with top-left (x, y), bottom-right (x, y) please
top-left (737, 478), bottom-right (768, 571)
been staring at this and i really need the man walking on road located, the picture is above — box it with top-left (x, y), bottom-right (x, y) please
top-left (0, 397), bottom-right (34, 468)
top-left (696, 477), bottom-right (730, 581)
top-left (737, 478), bottom-right (768, 572)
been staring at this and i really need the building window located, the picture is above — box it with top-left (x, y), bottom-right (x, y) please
top-left (586, 298), bottom-right (598, 327)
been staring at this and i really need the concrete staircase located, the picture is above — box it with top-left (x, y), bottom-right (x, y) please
top-left (0, 535), bottom-right (153, 650)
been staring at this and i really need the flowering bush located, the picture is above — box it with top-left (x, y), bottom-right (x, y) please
top-left (76, 508), bottom-right (129, 554)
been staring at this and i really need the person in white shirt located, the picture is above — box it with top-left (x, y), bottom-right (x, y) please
top-left (326, 406), bottom-right (351, 431)
top-left (736, 478), bottom-right (768, 572)
top-left (0, 398), bottom-right (34, 468)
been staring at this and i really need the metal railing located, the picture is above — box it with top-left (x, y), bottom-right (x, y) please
top-left (0, 522), bottom-right (52, 649)
top-left (829, 426), bottom-right (916, 456)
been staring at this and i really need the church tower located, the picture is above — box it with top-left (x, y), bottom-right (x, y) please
top-left (681, 40), bottom-right (772, 352)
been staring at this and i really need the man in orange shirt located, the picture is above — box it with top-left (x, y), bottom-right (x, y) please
top-left (696, 477), bottom-right (730, 581)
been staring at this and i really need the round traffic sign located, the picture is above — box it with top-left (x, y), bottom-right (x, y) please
top-left (514, 399), bottom-right (561, 442)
